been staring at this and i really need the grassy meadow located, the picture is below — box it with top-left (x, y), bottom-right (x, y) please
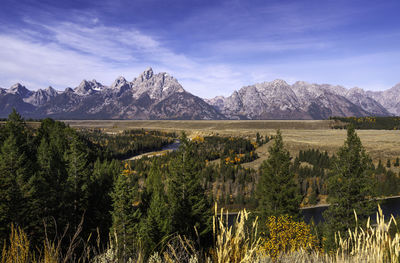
top-left (63, 120), bottom-right (400, 170)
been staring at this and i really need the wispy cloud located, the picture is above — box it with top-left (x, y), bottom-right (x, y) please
top-left (0, 20), bottom-right (245, 97)
top-left (1, 0), bottom-right (400, 97)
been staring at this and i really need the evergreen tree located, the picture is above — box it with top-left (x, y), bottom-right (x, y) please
top-left (166, 132), bottom-right (211, 246)
top-left (377, 159), bottom-right (385, 173)
top-left (29, 137), bottom-right (68, 241)
top-left (256, 132), bottom-right (262, 146)
top-left (3, 109), bottom-right (27, 141)
top-left (111, 162), bottom-right (143, 259)
top-left (86, 159), bottom-right (120, 242)
top-left (64, 135), bottom-right (92, 230)
top-left (0, 134), bottom-right (28, 241)
top-left (395, 157), bottom-right (400, 167)
top-left (323, 125), bottom-right (375, 246)
top-left (140, 162), bottom-right (169, 256)
top-left (387, 158), bottom-right (392, 168)
top-left (0, 111), bottom-right (35, 241)
top-left (256, 130), bottom-right (301, 220)
top-left (309, 180), bottom-right (318, 205)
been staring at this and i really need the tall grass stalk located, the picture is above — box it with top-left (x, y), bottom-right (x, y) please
top-left (211, 205), bottom-right (260, 263)
top-left (1, 224), bottom-right (32, 263)
top-left (3, 205), bottom-right (400, 262)
top-left (334, 205), bottom-right (400, 263)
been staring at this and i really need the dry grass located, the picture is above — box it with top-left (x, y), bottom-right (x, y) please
top-left (126, 149), bottom-right (172, 161)
top-left (63, 120), bottom-right (400, 170)
top-left (211, 206), bottom-right (260, 262)
top-left (6, 120), bottom-right (399, 164)
top-left (3, 205), bottom-right (400, 262)
top-left (1, 224), bottom-right (31, 263)
top-left (62, 120), bottom-right (334, 133)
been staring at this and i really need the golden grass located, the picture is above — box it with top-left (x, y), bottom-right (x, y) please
top-left (63, 120), bottom-right (400, 170)
top-left (1, 224), bottom-right (31, 263)
top-left (211, 206), bottom-right (260, 262)
top-left (62, 120), bottom-right (334, 133)
top-left (3, 205), bottom-right (400, 262)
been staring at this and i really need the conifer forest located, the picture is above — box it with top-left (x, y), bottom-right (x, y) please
top-left (2, 110), bottom-right (400, 262)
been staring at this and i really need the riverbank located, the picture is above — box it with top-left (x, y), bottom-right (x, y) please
top-left (125, 139), bottom-right (181, 160)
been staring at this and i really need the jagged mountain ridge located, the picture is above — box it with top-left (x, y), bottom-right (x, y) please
top-left (207, 79), bottom-right (393, 120)
top-left (366, 84), bottom-right (400, 116)
top-left (0, 68), bottom-right (224, 120)
top-left (0, 69), bottom-right (398, 120)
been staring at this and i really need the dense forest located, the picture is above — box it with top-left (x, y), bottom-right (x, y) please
top-left (330, 116), bottom-right (400, 129)
top-left (1, 110), bottom-right (400, 262)
top-left (80, 128), bottom-right (176, 159)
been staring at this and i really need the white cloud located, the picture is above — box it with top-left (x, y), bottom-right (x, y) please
top-left (0, 33), bottom-right (144, 89)
top-left (0, 22), bottom-right (244, 97)
top-left (1, 19), bottom-right (397, 99)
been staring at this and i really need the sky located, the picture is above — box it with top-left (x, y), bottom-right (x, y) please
top-left (1, 0), bottom-right (400, 98)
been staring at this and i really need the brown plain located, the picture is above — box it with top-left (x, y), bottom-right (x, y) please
top-left (62, 120), bottom-right (400, 170)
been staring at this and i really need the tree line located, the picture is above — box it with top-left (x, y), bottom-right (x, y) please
top-left (330, 116), bottom-right (400, 130)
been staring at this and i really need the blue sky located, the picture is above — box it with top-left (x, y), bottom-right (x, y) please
top-left (1, 0), bottom-right (400, 98)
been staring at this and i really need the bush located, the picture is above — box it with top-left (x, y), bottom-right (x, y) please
top-left (260, 215), bottom-right (318, 260)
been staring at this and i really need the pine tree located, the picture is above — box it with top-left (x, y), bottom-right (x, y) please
top-left (3, 109), bottom-right (27, 141)
top-left (29, 137), bottom-right (67, 241)
top-left (111, 162), bottom-right (143, 259)
top-left (395, 157), bottom-right (400, 167)
top-left (323, 125), bottom-right (375, 246)
top-left (140, 162), bottom-right (169, 255)
top-left (256, 130), bottom-right (301, 220)
top-left (387, 158), bottom-right (392, 168)
top-left (86, 159), bottom-right (120, 242)
top-left (64, 135), bottom-right (91, 231)
top-left (256, 132), bottom-right (262, 146)
top-left (377, 159), bottom-right (385, 173)
top-left (309, 180), bottom-right (318, 205)
top-left (0, 134), bottom-right (28, 241)
top-left (166, 132), bottom-right (211, 246)
top-left (0, 111), bottom-right (35, 242)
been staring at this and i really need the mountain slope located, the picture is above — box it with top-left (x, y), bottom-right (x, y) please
top-left (208, 80), bottom-right (390, 120)
top-left (0, 68), bottom-right (225, 120)
top-left (366, 84), bottom-right (400, 116)
top-left (0, 70), bottom-right (398, 120)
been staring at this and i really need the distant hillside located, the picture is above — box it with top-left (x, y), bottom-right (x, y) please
top-left (1, 68), bottom-right (399, 119)
top-left (0, 68), bottom-right (224, 120)
top-left (207, 80), bottom-right (392, 120)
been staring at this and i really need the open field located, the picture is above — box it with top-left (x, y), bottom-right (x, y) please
top-left (63, 120), bottom-right (400, 169)
top-left (63, 119), bottom-right (335, 131)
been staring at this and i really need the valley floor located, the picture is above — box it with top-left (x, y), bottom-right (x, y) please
top-left (63, 119), bottom-right (400, 166)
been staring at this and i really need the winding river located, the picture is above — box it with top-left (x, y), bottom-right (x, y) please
top-left (126, 139), bottom-right (181, 160)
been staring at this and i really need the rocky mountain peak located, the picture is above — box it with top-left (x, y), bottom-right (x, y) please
top-left (131, 69), bottom-right (185, 100)
top-left (109, 76), bottom-right (131, 95)
top-left (8, 83), bottom-right (31, 97)
top-left (271, 79), bottom-right (289, 86)
top-left (1, 68), bottom-right (399, 120)
top-left (207, 78), bottom-right (393, 119)
top-left (293, 81), bottom-right (309, 86)
top-left (111, 76), bottom-right (128, 89)
top-left (75, 79), bottom-right (104, 95)
top-left (65, 87), bottom-right (74, 93)
top-left (348, 87), bottom-right (365, 95)
top-left (45, 86), bottom-right (58, 96)
top-left (22, 85), bottom-right (59, 106)
top-left (137, 67), bottom-right (154, 82)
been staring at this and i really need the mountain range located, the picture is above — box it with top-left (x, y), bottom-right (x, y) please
top-left (0, 68), bottom-right (399, 120)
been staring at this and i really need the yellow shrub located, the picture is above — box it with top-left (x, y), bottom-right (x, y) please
top-left (192, 135), bottom-right (204, 143)
top-left (260, 215), bottom-right (318, 260)
top-left (1, 224), bottom-right (31, 263)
